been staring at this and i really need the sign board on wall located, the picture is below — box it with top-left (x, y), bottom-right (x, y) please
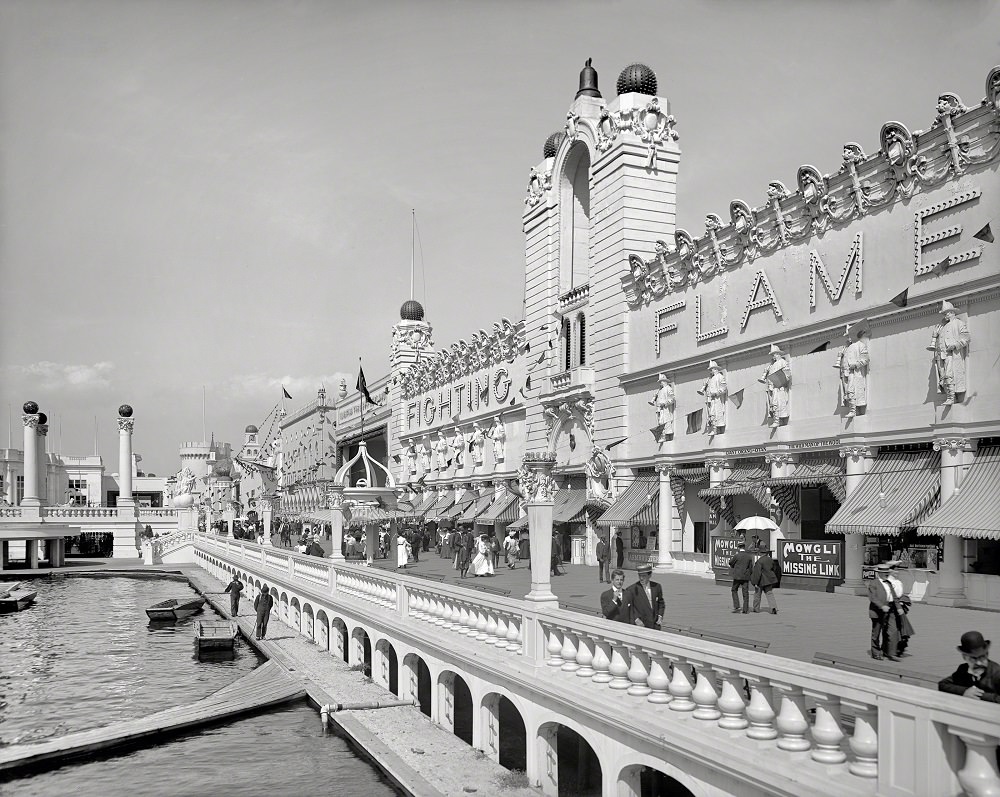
top-left (711, 537), bottom-right (743, 572)
top-left (778, 540), bottom-right (843, 580)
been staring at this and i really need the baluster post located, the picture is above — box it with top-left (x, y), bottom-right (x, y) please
top-left (626, 650), bottom-right (652, 697)
top-left (646, 654), bottom-right (671, 704)
top-left (774, 684), bottom-right (812, 752)
top-left (806, 691), bottom-right (846, 764)
top-left (545, 626), bottom-right (564, 667)
top-left (668, 658), bottom-right (695, 712)
top-left (842, 700), bottom-right (877, 778)
top-left (947, 728), bottom-right (1000, 797)
top-left (691, 664), bottom-right (721, 720)
top-left (608, 644), bottom-right (631, 690)
top-left (560, 632), bottom-right (580, 672)
top-left (591, 639), bottom-right (612, 684)
top-left (575, 635), bottom-right (595, 677)
top-left (715, 669), bottom-right (749, 730)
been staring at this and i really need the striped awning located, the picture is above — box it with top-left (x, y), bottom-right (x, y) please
top-left (413, 492), bottom-right (440, 515)
top-left (424, 491), bottom-right (455, 522)
top-left (669, 466), bottom-right (709, 514)
top-left (596, 476), bottom-right (659, 527)
top-left (698, 462), bottom-right (770, 507)
top-left (303, 509), bottom-right (334, 524)
top-left (344, 504), bottom-right (393, 528)
top-left (443, 493), bottom-right (477, 521)
top-left (918, 447), bottom-right (1000, 539)
top-left (553, 490), bottom-right (588, 523)
top-left (462, 493), bottom-right (495, 523)
top-left (478, 493), bottom-right (519, 524)
top-left (762, 458), bottom-right (846, 524)
top-left (826, 450), bottom-right (940, 536)
top-left (508, 514), bottom-right (528, 531)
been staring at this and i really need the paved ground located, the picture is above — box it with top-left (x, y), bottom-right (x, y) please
top-left (281, 535), bottom-right (998, 686)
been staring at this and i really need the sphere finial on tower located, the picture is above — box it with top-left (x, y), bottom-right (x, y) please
top-left (616, 63), bottom-right (658, 96)
top-left (400, 299), bottom-right (424, 321)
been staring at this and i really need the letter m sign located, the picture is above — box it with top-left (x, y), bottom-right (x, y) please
top-left (809, 233), bottom-right (862, 308)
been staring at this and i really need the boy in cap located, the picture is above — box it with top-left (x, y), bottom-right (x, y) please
top-left (938, 631), bottom-right (1000, 702)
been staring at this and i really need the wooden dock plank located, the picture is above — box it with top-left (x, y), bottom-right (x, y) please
top-left (0, 660), bottom-right (306, 777)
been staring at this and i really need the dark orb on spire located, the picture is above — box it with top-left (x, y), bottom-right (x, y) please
top-left (616, 63), bottom-right (657, 96)
top-left (37, 412), bottom-right (48, 425)
top-left (23, 401), bottom-right (38, 414)
top-left (400, 299), bottom-right (425, 321)
top-left (118, 404), bottom-right (133, 418)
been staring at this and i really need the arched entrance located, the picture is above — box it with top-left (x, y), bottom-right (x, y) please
top-left (331, 618), bottom-right (348, 662)
top-left (538, 722), bottom-right (601, 797)
top-left (482, 693), bottom-right (526, 772)
top-left (437, 672), bottom-right (473, 744)
top-left (351, 628), bottom-right (372, 676)
top-left (375, 639), bottom-right (398, 695)
top-left (403, 653), bottom-right (432, 716)
top-left (314, 610), bottom-right (329, 650)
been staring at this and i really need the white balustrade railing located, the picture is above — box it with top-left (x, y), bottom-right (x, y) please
top-left (42, 507), bottom-right (121, 518)
top-left (0, 507), bottom-right (23, 518)
top-left (191, 532), bottom-right (1000, 797)
top-left (151, 530), bottom-right (195, 557)
top-left (139, 508), bottom-right (178, 518)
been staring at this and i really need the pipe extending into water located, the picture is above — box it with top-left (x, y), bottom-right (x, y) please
top-left (320, 699), bottom-right (416, 729)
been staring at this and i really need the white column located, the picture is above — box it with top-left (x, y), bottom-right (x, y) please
top-left (117, 411), bottom-right (134, 504)
top-left (328, 486), bottom-right (345, 562)
top-left (835, 444), bottom-right (874, 595)
top-left (5, 462), bottom-right (14, 505)
top-left (765, 452), bottom-right (795, 546)
top-left (930, 437), bottom-right (972, 605)
top-left (20, 412), bottom-right (40, 508)
top-left (706, 458), bottom-right (730, 535)
top-left (260, 499), bottom-right (274, 546)
top-left (521, 453), bottom-right (558, 604)
top-left (36, 423), bottom-right (48, 507)
top-left (654, 464), bottom-right (674, 573)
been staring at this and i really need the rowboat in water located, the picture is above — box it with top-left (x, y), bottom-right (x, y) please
top-left (145, 597), bottom-right (206, 621)
top-left (194, 620), bottom-right (239, 655)
top-left (0, 582), bottom-right (36, 612)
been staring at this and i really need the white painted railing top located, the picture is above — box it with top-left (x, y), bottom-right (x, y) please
top-left (193, 533), bottom-right (1000, 797)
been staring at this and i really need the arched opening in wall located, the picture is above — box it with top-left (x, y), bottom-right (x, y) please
top-left (269, 588), bottom-right (279, 617)
top-left (375, 640), bottom-right (399, 695)
top-left (289, 597), bottom-right (301, 631)
top-left (279, 592), bottom-right (289, 622)
top-left (482, 693), bottom-right (527, 772)
top-left (559, 142), bottom-right (592, 294)
top-left (315, 610), bottom-right (329, 650)
top-left (331, 618), bottom-right (348, 662)
top-left (453, 674), bottom-right (473, 745)
top-left (541, 723), bottom-right (601, 797)
top-left (576, 312), bottom-right (586, 366)
top-left (404, 654), bottom-right (432, 716)
top-left (619, 765), bottom-right (697, 797)
top-left (301, 603), bottom-right (315, 641)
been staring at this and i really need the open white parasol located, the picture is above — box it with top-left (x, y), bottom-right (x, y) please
top-left (734, 515), bottom-right (779, 532)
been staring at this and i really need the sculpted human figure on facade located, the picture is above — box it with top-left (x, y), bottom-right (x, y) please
top-left (649, 372), bottom-right (675, 441)
top-left (449, 428), bottom-right (465, 468)
top-left (837, 322), bottom-right (869, 418)
top-left (418, 438), bottom-right (432, 473)
top-left (489, 416), bottom-right (506, 462)
top-left (401, 444), bottom-right (416, 478)
top-left (435, 431), bottom-right (450, 470)
top-left (759, 344), bottom-right (791, 428)
top-left (585, 446), bottom-right (615, 503)
top-left (929, 300), bottom-right (971, 405)
top-left (470, 423), bottom-right (486, 466)
top-left (702, 361), bottom-right (728, 435)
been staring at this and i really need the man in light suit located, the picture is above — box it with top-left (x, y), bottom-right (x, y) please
top-left (600, 569), bottom-right (630, 623)
top-left (867, 562), bottom-right (902, 660)
top-left (623, 564), bottom-right (665, 630)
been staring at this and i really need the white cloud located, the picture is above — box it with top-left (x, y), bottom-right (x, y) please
top-left (221, 372), bottom-right (354, 401)
top-left (4, 361), bottom-right (115, 390)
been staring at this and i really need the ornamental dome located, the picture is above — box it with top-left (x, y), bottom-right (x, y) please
top-left (400, 299), bottom-right (424, 321)
top-left (616, 63), bottom-right (657, 96)
top-left (118, 404), bottom-right (133, 418)
top-left (245, 424), bottom-right (259, 434)
top-left (23, 401), bottom-right (38, 414)
top-left (37, 412), bottom-right (48, 425)
top-left (543, 131), bottom-right (566, 159)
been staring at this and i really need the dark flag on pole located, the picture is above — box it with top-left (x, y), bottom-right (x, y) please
top-left (356, 364), bottom-right (376, 406)
top-left (282, 386), bottom-right (293, 400)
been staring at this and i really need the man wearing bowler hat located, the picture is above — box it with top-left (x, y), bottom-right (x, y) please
top-left (938, 631), bottom-right (1000, 702)
top-left (623, 564), bottom-right (664, 630)
top-left (866, 562), bottom-right (902, 660)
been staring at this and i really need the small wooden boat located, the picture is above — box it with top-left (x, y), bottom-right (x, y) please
top-left (0, 582), bottom-right (36, 612)
top-left (145, 597), bottom-right (206, 621)
top-left (195, 620), bottom-right (239, 654)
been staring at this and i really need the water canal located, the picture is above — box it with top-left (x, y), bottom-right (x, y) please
top-left (0, 575), bottom-right (400, 795)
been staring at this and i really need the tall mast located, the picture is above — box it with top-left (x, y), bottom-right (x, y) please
top-left (410, 208), bottom-right (415, 300)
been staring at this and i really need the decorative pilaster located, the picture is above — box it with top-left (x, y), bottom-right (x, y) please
top-left (835, 443), bottom-right (875, 595)
top-left (654, 464), bottom-right (674, 572)
top-left (929, 436), bottom-right (973, 605)
top-left (520, 451), bottom-right (558, 604)
top-left (259, 498), bottom-right (273, 546)
top-left (20, 404), bottom-right (40, 509)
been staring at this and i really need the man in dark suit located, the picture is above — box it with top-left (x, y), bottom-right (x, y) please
top-left (938, 631), bottom-right (1000, 703)
top-left (600, 569), bottom-right (630, 623)
top-left (623, 564), bottom-right (664, 630)
top-left (866, 562), bottom-right (901, 660)
top-left (614, 531), bottom-right (624, 569)
top-left (728, 542), bottom-right (754, 614)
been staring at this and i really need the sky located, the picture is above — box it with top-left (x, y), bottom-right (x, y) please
top-left (1, 0), bottom-right (998, 476)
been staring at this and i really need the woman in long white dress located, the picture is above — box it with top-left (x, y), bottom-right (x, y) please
top-left (471, 534), bottom-right (494, 576)
top-left (396, 533), bottom-right (410, 569)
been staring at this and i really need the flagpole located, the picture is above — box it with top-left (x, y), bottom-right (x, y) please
top-left (359, 357), bottom-right (364, 440)
top-left (202, 385), bottom-right (207, 443)
top-left (410, 208), bottom-right (415, 300)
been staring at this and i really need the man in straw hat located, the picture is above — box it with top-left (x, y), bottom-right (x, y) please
top-left (928, 300), bottom-right (970, 406)
top-left (866, 562), bottom-right (903, 660)
top-left (938, 631), bottom-right (1000, 702)
top-left (759, 344), bottom-right (791, 428)
top-left (623, 563), bottom-right (665, 630)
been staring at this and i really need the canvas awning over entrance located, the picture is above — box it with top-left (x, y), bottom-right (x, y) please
top-left (918, 446), bottom-right (1000, 539)
top-left (552, 490), bottom-right (589, 523)
top-left (462, 493), bottom-right (495, 524)
top-left (761, 457), bottom-right (846, 524)
top-left (669, 466), bottom-right (709, 515)
top-left (507, 514), bottom-right (528, 531)
top-left (825, 450), bottom-right (940, 536)
top-left (698, 462), bottom-right (770, 505)
top-left (413, 492), bottom-right (440, 515)
top-left (344, 504), bottom-right (393, 529)
top-left (443, 493), bottom-right (477, 521)
top-left (477, 493), bottom-right (519, 525)
top-left (303, 509), bottom-right (333, 524)
top-left (596, 476), bottom-right (659, 527)
top-left (424, 491), bottom-right (455, 522)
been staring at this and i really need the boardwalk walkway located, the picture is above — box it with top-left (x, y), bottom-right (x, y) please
top-left (0, 660), bottom-right (305, 778)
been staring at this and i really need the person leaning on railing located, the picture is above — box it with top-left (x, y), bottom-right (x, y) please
top-left (938, 631), bottom-right (1000, 703)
